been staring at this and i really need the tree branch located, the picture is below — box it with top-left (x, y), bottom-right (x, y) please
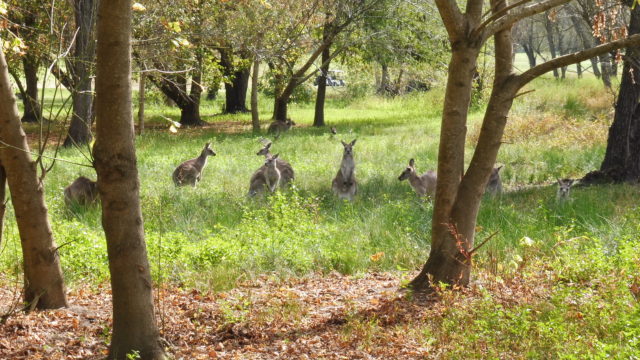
top-left (435, 0), bottom-right (464, 38)
top-left (516, 34), bottom-right (640, 87)
top-left (482, 0), bottom-right (573, 39)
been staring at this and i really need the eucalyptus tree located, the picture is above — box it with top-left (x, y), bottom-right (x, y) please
top-left (93, 0), bottom-right (165, 357)
top-left (408, 0), bottom-right (640, 292)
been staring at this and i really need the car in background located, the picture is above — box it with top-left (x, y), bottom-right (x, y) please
top-left (315, 69), bottom-right (346, 86)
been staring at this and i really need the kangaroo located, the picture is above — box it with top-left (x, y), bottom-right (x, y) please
top-left (398, 158), bottom-right (437, 197)
top-left (332, 139), bottom-right (357, 201)
top-left (256, 142), bottom-right (294, 186)
top-left (64, 176), bottom-right (99, 206)
top-left (248, 154), bottom-right (281, 197)
top-left (267, 119), bottom-right (295, 134)
top-left (172, 142), bottom-right (216, 187)
top-left (557, 178), bottom-right (575, 201)
top-left (485, 166), bottom-right (503, 195)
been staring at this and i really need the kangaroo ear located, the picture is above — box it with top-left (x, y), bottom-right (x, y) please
top-left (205, 142), bottom-right (211, 148)
top-left (266, 142), bottom-right (272, 149)
top-left (273, 153), bottom-right (279, 159)
top-left (497, 165), bottom-right (503, 171)
top-left (351, 139), bottom-right (357, 146)
top-left (409, 158), bottom-right (415, 167)
top-left (341, 140), bottom-right (347, 147)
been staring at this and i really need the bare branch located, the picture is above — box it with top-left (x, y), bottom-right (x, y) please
top-left (482, 0), bottom-right (573, 39)
top-left (517, 34), bottom-right (640, 87)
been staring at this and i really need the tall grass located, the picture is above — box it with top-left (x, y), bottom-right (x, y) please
top-left (2, 77), bottom-right (635, 292)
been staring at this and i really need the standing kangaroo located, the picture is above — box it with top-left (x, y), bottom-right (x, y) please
top-left (398, 158), bottom-right (437, 197)
top-left (172, 142), bottom-right (216, 187)
top-left (332, 139), bottom-right (357, 201)
top-left (256, 142), bottom-right (295, 186)
top-left (64, 176), bottom-right (99, 206)
top-left (248, 154), bottom-right (281, 197)
top-left (485, 165), bottom-right (503, 195)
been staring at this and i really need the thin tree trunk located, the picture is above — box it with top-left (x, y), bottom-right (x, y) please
top-left (313, 38), bottom-right (331, 127)
top-left (378, 63), bottom-right (390, 94)
top-left (94, 0), bottom-right (165, 358)
top-left (251, 59), bottom-right (260, 132)
top-left (0, 50), bottom-right (67, 309)
top-left (544, 13), bottom-right (559, 79)
top-left (0, 164), bottom-right (5, 247)
top-left (600, 5), bottom-right (640, 182)
top-left (21, 55), bottom-right (42, 123)
top-left (64, 0), bottom-right (98, 147)
top-left (523, 44), bottom-right (537, 68)
top-left (577, 62), bottom-right (582, 78)
top-left (138, 72), bottom-right (145, 135)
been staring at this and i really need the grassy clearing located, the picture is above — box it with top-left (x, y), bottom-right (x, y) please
top-left (3, 75), bottom-right (640, 357)
top-left (2, 77), bottom-right (636, 292)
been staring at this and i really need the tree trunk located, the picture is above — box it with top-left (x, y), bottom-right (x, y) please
top-left (595, 38), bottom-right (613, 87)
top-left (313, 39), bottom-right (331, 127)
top-left (600, 5), bottom-right (640, 182)
top-left (94, 0), bottom-right (165, 358)
top-left (570, 13), bottom-right (601, 77)
top-left (0, 50), bottom-right (67, 309)
top-left (577, 62), bottom-right (582, 78)
top-left (544, 13), bottom-right (559, 79)
top-left (273, 96), bottom-right (289, 122)
top-left (138, 72), bottom-right (145, 135)
top-left (64, 0), bottom-right (98, 147)
top-left (0, 164), bottom-right (5, 247)
top-left (21, 55), bottom-right (42, 123)
top-left (378, 63), bottom-right (390, 94)
top-left (408, 43), bottom-right (480, 291)
top-left (523, 44), bottom-right (537, 68)
top-left (220, 49), bottom-right (250, 113)
top-left (251, 59), bottom-right (260, 132)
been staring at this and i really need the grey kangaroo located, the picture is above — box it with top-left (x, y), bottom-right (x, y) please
top-left (248, 154), bottom-right (281, 197)
top-left (172, 142), bottom-right (216, 187)
top-left (332, 139), bottom-right (357, 201)
top-left (557, 178), bottom-right (575, 201)
top-left (398, 158), bottom-right (437, 197)
top-left (256, 142), bottom-right (294, 186)
top-left (485, 166), bottom-right (503, 195)
top-left (64, 176), bottom-right (98, 206)
top-left (267, 119), bottom-right (295, 134)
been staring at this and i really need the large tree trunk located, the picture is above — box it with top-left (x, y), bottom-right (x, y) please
top-left (0, 50), bottom-right (67, 309)
top-left (600, 5), bottom-right (640, 182)
top-left (64, 0), bottom-right (98, 147)
top-left (220, 49), bottom-right (250, 113)
top-left (408, 43), bottom-right (480, 290)
top-left (313, 39), bottom-right (332, 127)
top-left (273, 96), bottom-right (289, 121)
top-left (251, 59), bottom-right (260, 132)
top-left (94, 1), bottom-right (165, 358)
top-left (21, 55), bottom-right (42, 123)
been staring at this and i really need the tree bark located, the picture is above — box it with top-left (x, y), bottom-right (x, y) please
top-left (274, 96), bottom-right (289, 121)
top-left (94, 0), bottom-right (165, 358)
top-left (378, 63), bottom-right (390, 94)
top-left (251, 59), bottom-right (260, 132)
top-left (0, 49), bottom-right (67, 309)
top-left (64, 0), bottom-right (98, 147)
top-left (0, 164), bottom-right (5, 247)
top-left (21, 55), bottom-right (42, 123)
top-left (544, 13), bottom-right (559, 79)
top-left (600, 5), bottom-right (640, 182)
top-left (220, 49), bottom-right (250, 113)
top-left (522, 43), bottom-right (537, 68)
top-left (313, 36), bottom-right (332, 127)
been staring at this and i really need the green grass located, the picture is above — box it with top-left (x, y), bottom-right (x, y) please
top-left (2, 76), bottom-right (637, 293)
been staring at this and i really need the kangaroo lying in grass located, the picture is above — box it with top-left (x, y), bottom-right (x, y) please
top-left (398, 158), bottom-right (437, 197)
top-left (557, 178), bottom-right (575, 201)
top-left (485, 165), bottom-right (503, 195)
top-left (332, 139), bottom-right (357, 201)
top-left (248, 154), bottom-right (281, 197)
top-left (267, 119), bottom-right (295, 134)
top-left (172, 143), bottom-right (216, 187)
top-left (257, 142), bottom-right (294, 187)
top-left (64, 176), bottom-right (98, 206)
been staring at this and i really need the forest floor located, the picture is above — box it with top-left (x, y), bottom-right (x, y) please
top-left (0, 270), bottom-right (558, 359)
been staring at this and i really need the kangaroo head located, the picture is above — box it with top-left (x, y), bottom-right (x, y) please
top-left (489, 165), bottom-right (503, 182)
top-left (257, 142), bottom-right (272, 156)
top-left (399, 158), bottom-right (416, 181)
top-left (203, 142), bottom-right (216, 157)
top-left (557, 178), bottom-right (574, 198)
top-left (286, 119), bottom-right (296, 127)
top-left (265, 153), bottom-right (279, 168)
top-left (341, 139), bottom-right (357, 156)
